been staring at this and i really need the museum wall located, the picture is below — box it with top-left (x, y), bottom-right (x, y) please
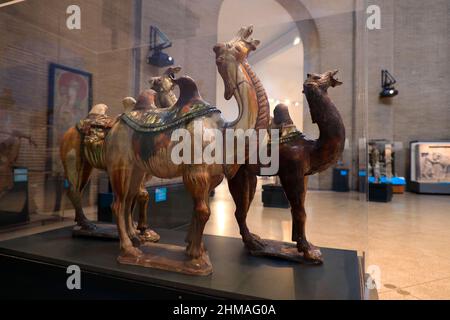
top-left (277, 0), bottom-right (450, 189)
top-left (137, 0), bottom-right (222, 103)
top-left (366, 0), bottom-right (450, 182)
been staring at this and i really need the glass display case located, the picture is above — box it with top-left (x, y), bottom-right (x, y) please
top-left (0, 0), bottom-right (448, 301)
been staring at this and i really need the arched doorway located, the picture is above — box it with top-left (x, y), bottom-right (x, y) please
top-left (216, 0), bottom-right (304, 129)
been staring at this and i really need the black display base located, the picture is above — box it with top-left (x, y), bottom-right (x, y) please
top-left (332, 168), bottom-right (350, 192)
top-left (0, 227), bottom-right (363, 300)
top-left (369, 183), bottom-right (393, 202)
top-left (0, 167), bottom-right (29, 228)
top-left (409, 181), bottom-right (450, 195)
top-left (262, 184), bottom-right (290, 208)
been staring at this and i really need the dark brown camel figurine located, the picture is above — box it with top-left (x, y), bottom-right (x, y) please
top-left (227, 70), bottom-right (345, 263)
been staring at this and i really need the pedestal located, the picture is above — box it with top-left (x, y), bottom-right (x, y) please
top-left (409, 181), bottom-right (450, 195)
top-left (0, 227), bottom-right (363, 300)
top-left (332, 168), bottom-right (350, 192)
top-left (368, 183), bottom-right (393, 202)
top-left (0, 167), bottom-right (29, 228)
top-left (261, 184), bottom-right (290, 208)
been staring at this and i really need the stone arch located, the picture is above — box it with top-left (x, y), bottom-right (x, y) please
top-left (275, 0), bottom-right (321, 73)
top-left (214, 0), bottom-right (320, 73)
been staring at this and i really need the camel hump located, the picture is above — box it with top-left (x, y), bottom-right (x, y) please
top-left (270, 103), bottom-right (303, 143)
top-left (134, 89), bottom-right (158, 110)
top-left (173, 76), bottom-right (201, 107)
top-left (273, 103), bottom-right (294, 127)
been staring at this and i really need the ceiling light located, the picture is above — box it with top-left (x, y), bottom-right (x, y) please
top-left (293, 37), bottom-right (300, 46)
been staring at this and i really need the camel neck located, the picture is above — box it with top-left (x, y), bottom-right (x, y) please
top-left (228, 60), bottom-right (270, 131)
top-left (304, 86), bottom-right (346, 173)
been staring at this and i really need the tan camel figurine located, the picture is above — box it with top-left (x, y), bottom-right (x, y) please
top-left (58, 68), bottom-right (183, 242)
top-left (104, 26), bottom-right (269, 275)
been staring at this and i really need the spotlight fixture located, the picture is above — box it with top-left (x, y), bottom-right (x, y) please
top-left (147, 26), bottom-right (174, 68)
top-left (380, 69), bottom-right (398, 98)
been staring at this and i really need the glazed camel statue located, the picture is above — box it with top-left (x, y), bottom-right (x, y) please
top-left (227, 70), bottom-right (345, 263)
top-left (59, 68), bottom-right (181, 242)
top-left (103, 26), bottom-right (269, 273)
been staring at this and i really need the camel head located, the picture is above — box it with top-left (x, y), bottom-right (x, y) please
top-left (122, 97), bottom-right (137, 112)
top-left (303, 70), bottom-right (343, 93)
top-left (148, 66), bottom-right (181, 93)
top-left (214, 25), bottom-right (260, 100)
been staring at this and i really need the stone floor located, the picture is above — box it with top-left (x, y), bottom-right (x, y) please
top-left (1, 179), bottom-right (449, 300)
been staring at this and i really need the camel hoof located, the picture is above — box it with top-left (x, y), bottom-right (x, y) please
top-left (301, 242), bottom-right (323, 265)
top-left (139, 229), bottom-right (160, 243)
top-left (120, 246), bottom-right (142, 258)
top-left (186, 242), bottom-right (206, 260)
top-left (77, 219), bottom-right (97, 231)
top-left (244, 233), bottom-right (267, 251)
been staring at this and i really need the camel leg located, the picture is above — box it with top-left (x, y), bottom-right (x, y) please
top-left (228, 166), bottom-right (265, 250)
top-left (60, 127), bottom-right (96, 230)
top-left (183, 166), bottom-right (212, 259)
top-left (133, 182), bottom-right (160, 242)
top-left (64, 158), bottom-right (96, 230)
top-left (136, 183), bottom-right (149, 233)
top-left (123, 170), bottom-right (148, 248)
top-left (279, 172), bottom-right (322, 263)
top-left (110, 168), bottom-right (142, 257)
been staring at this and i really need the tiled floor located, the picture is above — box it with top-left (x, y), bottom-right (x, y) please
top-left (1, 179), bottom-right (449, 300)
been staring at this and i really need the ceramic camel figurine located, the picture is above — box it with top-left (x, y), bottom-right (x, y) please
top-left (227, 70), bottom-right (345, 263)
top-left (59, 98), bottom-right (161, 242)
top-left (104, 26), bottom-right (269, 274)
top-left (58, 68), bottom-right (181, 242)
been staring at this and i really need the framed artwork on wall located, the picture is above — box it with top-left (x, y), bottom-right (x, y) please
top-left (410, 141), bottom-right (450, 194)
top-left (47, 63), bottom-right (92, 175)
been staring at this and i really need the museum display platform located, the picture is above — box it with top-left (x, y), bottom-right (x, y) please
top-left (0, 226), bottom-right (363, 300)
top-left (261, 184), bottom-right (290, 208)
top-left (368, 183), bottom-right (393, 202)
top-left (409, 181), bottom-right (450, 195)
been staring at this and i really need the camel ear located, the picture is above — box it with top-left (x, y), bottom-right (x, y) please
top-left (237, 25), bottom-right (253, 39)
top-left (148, 77), bottom-right (157, 88)
top-left (166, 66), bottom-right (181, 75)
top-left (247, 39), bottom-right (260, 51)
